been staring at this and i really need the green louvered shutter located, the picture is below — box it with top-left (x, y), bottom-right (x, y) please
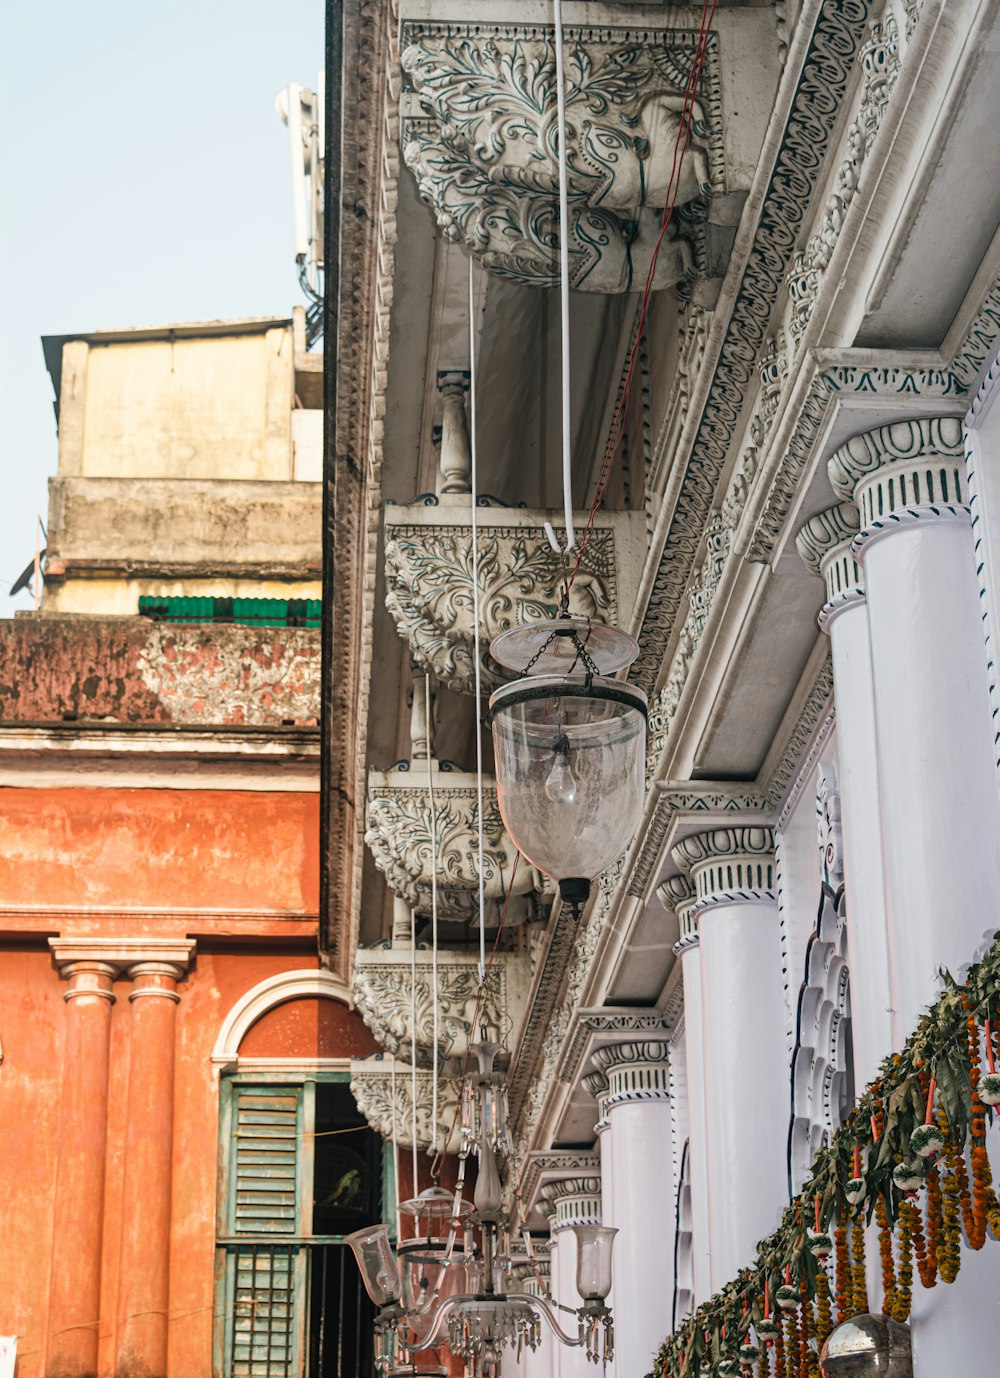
top-left (220, 1084), bottom-right (309, 1378)
top-left (229, 1087), bottom-right (304, 1235)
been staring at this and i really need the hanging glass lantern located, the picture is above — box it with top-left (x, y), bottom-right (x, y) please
top-left (486, 619), bottom-right (647, 914)
top-left (572, 1225), bottom-right (617, 1301)
top-left (346, 1223), bottom-right (404, 1307)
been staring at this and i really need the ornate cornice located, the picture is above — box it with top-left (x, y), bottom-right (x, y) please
top-left (630, 0), bottom-right (881, 693)
top-left (399, 23), bottom-right (723, 293)
top-left (629, 786), bottom-right (767, 901)
top-left (352, 946), bottom-right (530, 1064)
top-left (383, 504), bottom-right (644, 694)
top-left (554, 1007), bottom-right (674, 1097)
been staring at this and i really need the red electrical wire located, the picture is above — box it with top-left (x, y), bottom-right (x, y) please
top-left (564, 0), bottom-right (720, 600)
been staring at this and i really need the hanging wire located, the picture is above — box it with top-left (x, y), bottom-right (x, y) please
top-left (552, 0), bottom-right (575, 554)
top-left (468, 256), bottom-right (488, 983)
top-left (410, 898), bottom-right (419, 1194)
top-left (391, 1058), bottom-right (402, 1241)
top-left (425, 672), bottom-right (441, 1154)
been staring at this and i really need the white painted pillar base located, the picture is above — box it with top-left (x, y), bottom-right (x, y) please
top-left (797, 503), bottom-right (892, 1082)
top-left (673, 829), bottom-right (788, 1291)
top-left (593, 1041), bottom-right (673, 1378)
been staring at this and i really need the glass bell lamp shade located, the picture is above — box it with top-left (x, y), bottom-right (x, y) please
top-left (487, 675), bottom-right (647, 907)
top-left (572, 1225), bottom-right (617, 1301)
top-left (345, 1223), bottom-right (403, 1307)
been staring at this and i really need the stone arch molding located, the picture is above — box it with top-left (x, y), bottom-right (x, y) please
top-left (211, 969), bottom-right (353, 1069)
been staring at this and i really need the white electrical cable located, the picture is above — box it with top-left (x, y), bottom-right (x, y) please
top-left (410, 899), bottom-right (419, 1194)
top-left (391, 1059), bottom-right (402, 1241)
top-left (553, 0), bottom-right (575, 554)
top-left (469, 257), bottom-right (488, 985)
top-left (425, 672), bottom-right (440, 1154)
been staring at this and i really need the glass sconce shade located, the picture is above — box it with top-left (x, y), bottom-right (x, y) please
top-left (488, 676), bottom-right (647, 887)
top-left (346, 1223), bottom-right (403, 1306)
top-left (572, 1225), bottom-right (617, 1300)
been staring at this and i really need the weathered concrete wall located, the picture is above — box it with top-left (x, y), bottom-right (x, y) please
top-left (0, 617), bottom-right (320, 726)
top-left (57, 325), bottom-right (294, 481)
top-left (45, 477), bottom-right (322, 574)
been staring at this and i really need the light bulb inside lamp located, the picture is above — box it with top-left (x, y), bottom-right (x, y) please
top-left (543, 738), bottom-right (578, 805)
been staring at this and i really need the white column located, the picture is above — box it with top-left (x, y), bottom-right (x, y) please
top-left (539, 1177), bottom-right (602, 1378)
top-left (830, 416), bottom-right (1000, 1376)
top-left (591, 1041), bottom-right (673, 1378)
top-left (672, 828), bottom-right (787, 1290)
top-left (658, 875), bottom-right (711, 1304)
top-left (796, 502), bottom-right (892, 1083)
top-left (830, 417), bottom-right (1000, 1036)
top-left (519, 1261), bottom-right (555, 1378)
top-left (581, 1067), bottom-right (615, 1378)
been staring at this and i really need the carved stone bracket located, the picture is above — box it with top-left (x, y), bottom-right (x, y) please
top-left (384, 503), bottom-right (646, 695)
top-left (399, 23), bottom-right (725, 292)
top-left (365, 760), bottom-right (552, 923)
top-left (349, 1054), bottom-right (464, 1153)
top-left (352, 944), bottom-right (531, 1064)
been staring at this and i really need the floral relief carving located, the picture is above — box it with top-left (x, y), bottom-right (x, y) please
top-left (352, 948), bottom-right (531, 1064)
top-left (399, 28), bottom-right (722, 292)
top-left (350, 1057), bottom-right (464, 1153)
top-left (384, 507), bottom-right (644, 695)
top-left (365, 768), bottom-right (551, 923)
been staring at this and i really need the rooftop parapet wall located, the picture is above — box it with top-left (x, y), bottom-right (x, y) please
top-left (0, 618), bottom-right (320, 727)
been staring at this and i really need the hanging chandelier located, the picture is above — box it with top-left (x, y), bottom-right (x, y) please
top-left (486, 617), bottom-right (648, 916)
top-left (347, 1039), bottom-right (616, 1378)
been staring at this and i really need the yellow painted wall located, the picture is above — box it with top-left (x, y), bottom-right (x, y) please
top-left (59, 327), bottom-right (294, 481)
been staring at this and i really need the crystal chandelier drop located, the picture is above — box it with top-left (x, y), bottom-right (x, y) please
top-left (347, 1040), bottom-right (616, 1378)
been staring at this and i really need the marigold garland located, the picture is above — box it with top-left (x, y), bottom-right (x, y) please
top-left (653, 935), bottom-right (1000, 1378)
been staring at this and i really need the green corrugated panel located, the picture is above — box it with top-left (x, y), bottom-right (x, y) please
top-left (139, 596), bottom-right (321, 627)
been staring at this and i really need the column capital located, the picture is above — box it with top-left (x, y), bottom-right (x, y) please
top-left (671, 827), bottom-right (776, 908)
top-left (827, 416), bottom-right (967, 547)
top-left (592, 1039), bottom-right (671, 1108)
top-left (795, 502), bottom-right (865, 630)
top-left (436, 368), bottom-right (470, 397)
top-left (49, 938), bottom-right (195, 1001)
top-left (539, 1176), bottom-right (603, 1230)
top-left (657, 873), bottom-right (700, 953)
top-left (581, 1068), bottom-right (611, 1133)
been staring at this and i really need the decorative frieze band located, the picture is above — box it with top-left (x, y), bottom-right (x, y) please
top-left (672, 827), bottom-right (776, 905)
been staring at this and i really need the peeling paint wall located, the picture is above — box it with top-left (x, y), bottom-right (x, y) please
top-left (0, 618), bottom-right (320, 726)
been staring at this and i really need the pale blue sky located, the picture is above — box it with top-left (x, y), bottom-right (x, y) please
top-left (0, 0), bottom-right (323, 604)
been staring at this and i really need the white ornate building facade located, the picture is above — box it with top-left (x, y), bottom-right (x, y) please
top-left (324, 1), bottom-right (1000, 1375)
